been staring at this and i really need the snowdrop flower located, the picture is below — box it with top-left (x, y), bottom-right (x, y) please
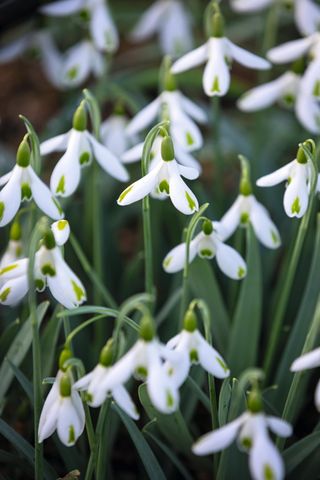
top-left (295, 60), bottom-right (320, 134)
top-left (220, 157), bottom-right (281, 249)
top-left (0, 226), bottom-right (86, 308)
top-left (163, 219), bottom-right (247, 280)
top-left (100, 111), bottom-right (137, 157)
top-left (41, 0), bottom-right (119, 53)
top-left (74, 339), bottom-right (139, 418)
top-left (257, 141), bottom-right (315, 218)
top-left (171, 10), bottom-right (270, 97)
top-left (130, 0), bottom-right (193, 57)
top-left (40, 102), bottom-right (129, 197)
top-left (38, 368), bottom-right (85, 446)
top-left (118, 135), bottom-right (199, 215)
top-left (291, 347), bottom-right (320, 411)
top-left (267, 33), bottom-right (320, 65)
top-left (97, 317), bottom-right (182, 414)
top-left (0, 138), bottom-right (63, 227)
top-left (165, 309), bottom-right (230, 387)
top-left (61, 40), bottom-right (105, 88)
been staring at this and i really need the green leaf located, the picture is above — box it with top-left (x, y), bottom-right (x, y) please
top-left (284, 431), bottom-right (320, 474)
top-left (0, 319), bottom-right (20, 362)
top-left (227, 226), bottom-right (262, 376)
top-left (40, 307), bottom-right (62, 378)
top-left (112, 403), bottom-right (166, 480)
top-left (0, 302), bottom-right (49, 412)
top-left (7, 360), bottom-right (33, 403)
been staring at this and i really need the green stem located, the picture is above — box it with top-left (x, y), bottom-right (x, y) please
top-left (211, 98), bottom-right (223, 210)
top-left (142, 195), bottom-right (154, 302)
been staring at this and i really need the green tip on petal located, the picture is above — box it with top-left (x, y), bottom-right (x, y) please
top-left (118, 185), bottom-right (133, 203)
top-left (264, 464), bottom-right (275, 480)
top-left (186, 132), bottom-right (194, 146)
top-left (159, 179), bottom-right (170, 194)
top-left (238, 266), bottom-right (246, 279)
top-left (16, 138), bottom-right (31, 167)
top-left (291, 197), bottom-right (301, 215)
top-left (71, 280), bottom-right (85, 302)
top-left (163, 256), bottom-right (172, 269)
top-left (21, 183), bottom-right (32, 200)
top-left (166, 390), bottom-right (175, 408)
top-left (0, 287), bottom-right (11, 302)
top-left (57, 219), bottom-right (68, 231)
top-left (211, 76), bottom-right (220, 93)
top-left (56, 176), bottom-right (66, 195)
top-left (0, 202), bottom-right (4, 221)
top-left (0, 263), bottom-right (18, 275)
top-left (216, 356), bottom-right (229, 373)
top-left (185, 191), bottom-right (196, 211)
top-left (68, 425), bottom-right (76, 445)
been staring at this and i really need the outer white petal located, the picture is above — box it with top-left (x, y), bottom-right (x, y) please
top-left (315, 379), bottom-right (320, 411)
top-left (171, 43), bottom-right (208, 74)
top-left (203, 38), bottom-right (230, 97)
top-left (27, 167), bottom-right (63, 220)
top-left (174, 144), bottom-right (201, 171)
top-left (158, 1), bottom-right (193, 57)
top-left (121, 142), bottom-right (144, 164)
top-left (0, 275), bottom-right (29, 306)
top-left (194, 330), bottom-right (230, 378)
top-left (101, 116), bottom-right (129, 157)
top-left (215, 240), bottom-right (247, 280)
top-left (227, 39), bottom-right (270, 70)
top-left (179, 93), bottom-right (207, 124)
top-left (74, 365), bottom-right (109, 407)
top-left (0, 240), bottom-right (23, 274)
top-left (171, 112), bottom-right (203, 151)
top-left (295, 92), bottom-right (320, 134)
top-left (40, 132), bottom-right (70, 155)
top-left (231, 0), bottom-right (271, 12)
top-left (37, 31), bottom-right (64, 89)
top-left (267, 36), bottom-right (314, 64)
top-left (192, 414), bottom-right (247, 455)
top-left (57, 396), bottom-right (85, 446)
top-left (61, 41), bottom-right (92, 88)
top-left (283, 164), bottom-right (309, 218)
top-left (250, 198), bottom-right (281, 249)
top-left (117, 163), bottom-right (162, 206)
top-left (256, 161), bottom-right (294, 187)
top-left (291, 347), bottom-right (320, 371)
top-left (126, 97), bottom-right (161, 136)
top-left (51, 220), bottom-right (70, 246)
top-left (130, 0), bottom-right (168, 41)
top-left (87, 134), bottom-right (129, 181)
top-left (178, 164), bottom-right (199, 180)
top-left (219, 195), bottom-right (243, 240)
top-left (40, 0), bottom-right (84, 16)
top-left (0, 171), bottom-right (13, 187)
top-left (112, 385), bottom-right (139, 420)
top-left (249, 432), bottom-right (284, 480)
top-left (90, 2), bottom-right (119, 52)
top-left (0, 166), bottom-right (22, 227)
top-left (101, 342), bottom-right (143, 392)
top-left (267, 416), bottom-right (293, 438)
top-left (73, 370), bottom-right (94, 392)
top-left (167, 160), bottom-right (198, 215)
top-left (295, 0), bottom-right (320, 36)
top-left (162, 237), bottom-right (199, 273)
top-left (0, 35), bottom-right (31, 62)
top-left (38, 378), bottom-right (61, 443)
top-left (0, 257), bottom-right (29, 279)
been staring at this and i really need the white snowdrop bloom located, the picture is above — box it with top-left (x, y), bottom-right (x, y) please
top-left (291, 347), bottom-right (320, 410)
top-left (40, 103), bottom-right (129, 197)
top-left (165, 309), bottom-right (230, 387)
top-left (193, 410), bottom-right (292, 480)
top-left (0, 139), bottom-right (63, 227)
top-left (38, 369), bottom-right (85, 447)
top-left (267, 33), bottom-right (320, 65)
top-left (74, 340), bottom-right (139, 418)
top-left (126, 90), bottom-right (207, 152)
top-left (220, 193), bottom-right (281, 249)
top-left (118, 136), bottom-right (199, 215)
top-left (257, 143), bottom-right (315, 218)
top-left (100, 113), bottom-right (137, 157)
top-left (98, 319), bottom-right (183, 414)
top-left (0, 228), bottom-right (86, 309)
top-left (61, 40), bottom-right (105, 88)
top-left (130, 0), bottom-right (193, 57)
top-left (41, 0), bottom-right (119, 53)
top-left (171, 12), bottom-right (270, 97)
top-left (163, 219), bottom-right (247, 279)
top-left (295, 60), bottom-right (320, 134)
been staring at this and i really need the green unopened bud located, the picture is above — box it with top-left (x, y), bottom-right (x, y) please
top-left (161, 136), bottom-right (175, 161)
top-left (297, 139), bottom-right (315, 164)
top-left (10, 221), bottom-right (22, 241)
top-left (183, 309), bottom-right (197, 332)
top-left (43, 229), bottom-right (56, 250)
top-left (139, 315), bottom-right (155, 341)
top-left (16, 138), bottom-right (30, 167)
top-left (99, 339), bottom-right (113, 367)
top-left (211, 12), bottom-right (224, 37)
top-left (73, 102), bottom-right (87, 131)
top-left (59, 348), bottom-right (72, 371)
top-left (240, 178), bottom-right (252, 196)
top-left (239, 155), bottom-right (252, 196)
top-left (247, 389), bottom-right (263, 413)
top-left (202, 219), bottom-right (213, 235)
top-left (59, 372), bottom-right (72, 397)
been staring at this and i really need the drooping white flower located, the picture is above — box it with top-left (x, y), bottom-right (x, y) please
top-left (38, 369), bottom-right (85, 446)
top-left (0, 225), bottom-right (86, 309)
top-left (193, 410), bottom-right (292, 480)
top-left (257, 143), bottom-right (315, 218)
top-left (126, 89), bottom-right (207, 152)
top-left (291, 347), bottom-right (320, 411)
top-left (130, 0), bottom-right (193, 57)
top-left (0, 139), bottom-right (63, 227)
top-left (74, 340), bottom-right (139, 418)
top-left (267, 33), bottom-right (320, 65)
top-left (40, 103), bottom-right (129, 197)
top-left (117, 135), bottom-right (199, 215)
top-left (163, 219), bottom-right (247, 279)
top-left (97, 319), bottom-right (183, 414)
top-left (171, 11), bottom-right (270, 97)
top-left (220, 194), bottom-right (281, 249)
top-left (100, 113), bottom-right (137, 157)
top-left (41, 0), bottom-right (119, 53)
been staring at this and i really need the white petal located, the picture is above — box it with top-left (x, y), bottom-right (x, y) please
top-left (231, 0), bottom-right (271, 12)
top-left (99, 343), bottom-right (141, 390)
top-left (130, 0), bottom-right (168, 41)
top-left (57, 396), bottom-right (85, 446)
top-left (178, 164), bottom-right (199, 180)
top-left (51, 220), bottom-right (70, 246)
top-left (117, 163), bottom-right (161, 206)
top-left (163, 237), bottom-right (199, 273)
top-left (249, 433), bottom-right (284, 480)
top-left (121, 142), bottom-right (144, 164)
top-left (267, 416), bottom-right (293, 438)
top-left (0, 166), bottom-right (21, 227)
top-left (192, 414), bottom-right (247, 455)
top-left (61, 41), bottom-right (92, 88)
top-left (40, 132), bottom-right (70, 156)
top-left (219, 195), bottom-right (242, 240)
top-left (256, 161), bottom-right (294, 187)
top-left (283, 164), bottom-right (309, 218)
top-left (179, 93), bottom-right (207, 124)
top-left (227, 39), bottom-right (270, 70)
top-left (88, 134), bottom-right (129, 181)
top-left (267, 36), bottom-right (314, 64)
top-left (90, 2), bottom-right (119, 52)
top-left (126, 98), bottom-right (161, 136)
top-left (38, 371), bottom-right (61, 443)
top-left (197, 235), bottom-right (216, 259)
top-left (294, 0), bottom-right (320, 36)
top-left (73, 371), bottom-right (94, 392)
top-left (0, 257), bottom-right (29, 279)
top-left (171, 43), bottom-right (208, 74)
top-left (170, 112), bottom-right (203, 151)
top-left (167, 160), bottom-right (198, 215)
top-left (215, 240), bottom-right (247, 280)
top-left (295, 92), bottom-right (320, 134)
top-left (0, 35), bottom-right (30, 63)
top-left (0, 275), bottom-right (29, 306)
top-left (291, 347), bottom-right (320, 371)
top-left (203, 38), bottom-right (230, 97)
top-left (37, 32), bottom-right (64, 89)
top-left (112, 385), bottom-right (139, 420)
top-left (158, 1), bottom-right (193, 57)
top-left (101, 116), bottom-right (129, 157)
top-left (194, 330), bottom-right (230, 378)
top-left (315, 379), bottom-right (320, 411)
top-left (174, 144), bottom-right (201, 171)
top-left (27, 167), bottom-right (63, 220)
top-left (0, 171), bottom-right (13, 187)
top-left (250, 198), bottom-right (281, 249)
top-left (40, 0), bottom-right (84, 15)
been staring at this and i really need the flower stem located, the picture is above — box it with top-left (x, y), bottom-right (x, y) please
top-left (142, 195), bottom-right (154, 304)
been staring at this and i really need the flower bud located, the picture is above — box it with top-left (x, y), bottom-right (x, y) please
top-left (99, 339), bottom-right (113, 367)
top-left (211, 12), bottom-right (224, 38)
top-left (59, 348), bottom-right (72, 371)
top-left (202, 219), bottom-right (213, 236)
top-left (296, 140), bottom-right (315, 164)
top-left (183, 309), bottom-right (197, 332)
top-left (73, 102), bottom-right (87, 131)
top-left (240, 178), bottom-right (252, 196)
top-left (161, 136), bottom-right (175, 162)
top-left (247, 389), bottom-right (263, 413)
top-left (43, 229), bottom-right (56, 250)
top-left (139, 315), bottom-right (155, 341)
top-left (16, 138), bottom-right (31, 167)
